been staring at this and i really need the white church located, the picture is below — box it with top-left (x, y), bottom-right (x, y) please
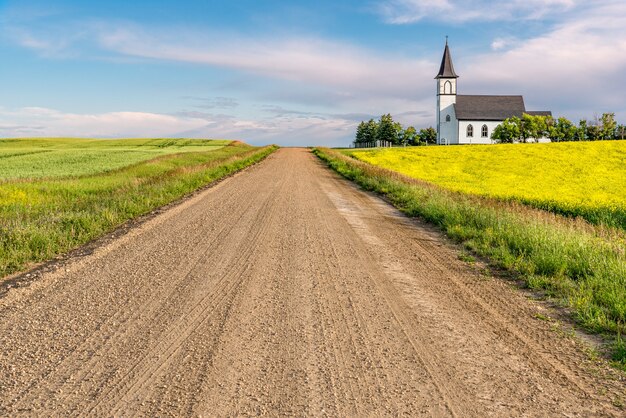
top-left (436, 41), bottom-right (551, 145)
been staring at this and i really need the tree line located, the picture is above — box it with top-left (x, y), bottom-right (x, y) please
top-left (355, 112), bottom-right (625, 146)
top-left (492, 112), bottom-right (625, 143)
top-left (354, 114), bottom-right (437, 146)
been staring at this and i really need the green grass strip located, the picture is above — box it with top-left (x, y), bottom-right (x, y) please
top-left (0, 142), bottom-right (277, 278)
top-left (313, 147), bottom-right (626, 365)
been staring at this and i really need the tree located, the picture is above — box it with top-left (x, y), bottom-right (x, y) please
top-left (586, 124), bottom-right (601, 141)
top-left (548, 117), bottom-right (577, 142)
top-left (491, 117), bottom-right (521, 143)
top-left (376, 114), bottom-right (398, 144)
top-left (520, 114), bottom-right (534, 143)
top-left (575, 119), bottom-right (588, 141)
top-left (617, 125), bottom-right (626, 140)
top-left (600, 112), bottom-right (617, 140)
top-left (403, 126), bottom-right (419, 145)
top-left (364, 119), bottom-right (378, 142)
top-left (520, 114), bottom-right (550, 142)
top-left (354, 121), bottom-right (367, 145)
top-left (545, 115), bottom-right (555, 133)
top-left (419, 127), bottom-right (437, 145)
top-left (535, 115), bottom-right (549, 141)
top-left (393, 121), bottom-right (404, 145)
top-left (547, 118), bottom-right (563, 142)
top-left (353, 116), bottom-right (440, 147)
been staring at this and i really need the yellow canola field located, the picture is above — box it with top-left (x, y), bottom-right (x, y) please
top-left (348, 141), bottom-right (626, 227)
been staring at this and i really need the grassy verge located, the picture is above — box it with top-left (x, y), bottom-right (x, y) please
top-left (313, 147), bottom-right (626, 365)
top-left (0, 142), bottom-right (277, 278)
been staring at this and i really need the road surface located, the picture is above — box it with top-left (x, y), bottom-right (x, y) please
top-left (0, 148), bottom-right (624, 416)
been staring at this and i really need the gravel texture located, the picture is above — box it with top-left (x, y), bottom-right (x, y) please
top-left (0, 148), bottom-right (624, 416)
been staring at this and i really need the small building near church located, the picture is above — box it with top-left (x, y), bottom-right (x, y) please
top-left (436, 41), bottom-right (551, 145)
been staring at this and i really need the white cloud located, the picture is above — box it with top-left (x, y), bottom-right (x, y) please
top-left (0, 106), bottom-right (370, 146)
top-left (4, 20), bottom-right (93, 58)
top-left (176, 114), bottom-right (360, 147)
top-left (0, 102), bottom-right (436, 147)
top-left (4, 21), bottom-right (434, 102)
top-left (490, 37), bottom-right (520, 51)
top-left (94, 25), bottom-right (434, 100)
top-left (7, 28), bottom-right (72, 58)
top-left (0, 107), bottom-right (207, 138)
top-left (377, 0), bottom-right (453, 24)
top-left (464, 1), bottom-right (626, 116)
top-left (378, 0), bottom-right (575, 24)
top-left (182, 96), bottom-right (240, 110)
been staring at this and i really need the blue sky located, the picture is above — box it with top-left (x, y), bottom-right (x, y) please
top-left (0, 0), bottom-right (624, 146)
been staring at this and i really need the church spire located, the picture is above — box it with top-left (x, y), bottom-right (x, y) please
top-left (435, 39), bottom-right (459, 79)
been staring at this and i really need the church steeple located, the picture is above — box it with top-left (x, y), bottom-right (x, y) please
top-left (435, 38), bottom-right (458, 79)
top-left (435, 38), bottom-right (458, 145)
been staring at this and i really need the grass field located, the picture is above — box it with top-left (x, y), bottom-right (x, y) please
top-left (347, 141), bottom-right (626, 230)
top-left (314, 147), bottom-right (626, 365)
top-left (0, 138), bottom-right (230, 180)
top-left (0, 138), bottom-right (277, 278)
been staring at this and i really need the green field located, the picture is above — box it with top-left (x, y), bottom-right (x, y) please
top-left (0, 138), bottom-right (231, 180)
top-left (315, 146), bottom-right (626, 366)
top-left (0, 138), bottom-right (277, 278)
top-left (347, 141), bottom-right (626, 229)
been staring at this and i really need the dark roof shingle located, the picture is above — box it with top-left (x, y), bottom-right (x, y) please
top-left (455, 95), bottom-right (526, 121)
top-left (435, 43), bottom-right (459, 79)
top-left (525, 110), bottom-right (553, 117)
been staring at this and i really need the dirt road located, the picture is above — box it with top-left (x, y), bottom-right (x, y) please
top-left (0, 148), bottom-right (624, 416)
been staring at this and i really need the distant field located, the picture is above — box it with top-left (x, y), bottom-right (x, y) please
top-left (347, 141), bottom-right (626, 229)
top-left (0, 139), bottom-right (277, 277)
top-left (0, 138), bottom-right (230, 180)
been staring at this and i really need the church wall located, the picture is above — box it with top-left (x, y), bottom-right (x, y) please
top-left (438, 103), bottom-right (458, 145)
top-left (458, 120), bottom-right (500, 144)
top-left (438, 95), bottom-right (458, 145)
top-left (457, 121), bottom-right (554, 144)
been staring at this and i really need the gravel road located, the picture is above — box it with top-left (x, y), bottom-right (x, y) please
top-left (0, 148), bottom-right (624, 416)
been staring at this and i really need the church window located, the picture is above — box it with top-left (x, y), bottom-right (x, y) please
top-left (445, 115), bottom-right (451, 122)
top-left (467, 124), bottom-right (473, 137)
top-left (481, 125), bottom-right (488, 137)
top-left (444, 80), bottom-right (452, 94)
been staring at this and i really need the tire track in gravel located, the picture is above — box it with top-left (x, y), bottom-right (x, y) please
top-left (352, 188), bottom-right (600, 396)
top-left (4, 174), bottom-right (260, 414)
top-left (0, 148), bottom-right (624, 416)
top-left (8, 207), bottom-right (246, 412)
top-left (104, 171), bottom-right (286, 416)
top-left (0, 177), bottom-right (251, 411)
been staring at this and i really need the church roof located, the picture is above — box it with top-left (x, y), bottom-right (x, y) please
top-left (455, 95), bottom-right (526, 121)
top-left (435, 42), bottom-right (458, 79)
top-left (525, 110), bottom-right (553, 117)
